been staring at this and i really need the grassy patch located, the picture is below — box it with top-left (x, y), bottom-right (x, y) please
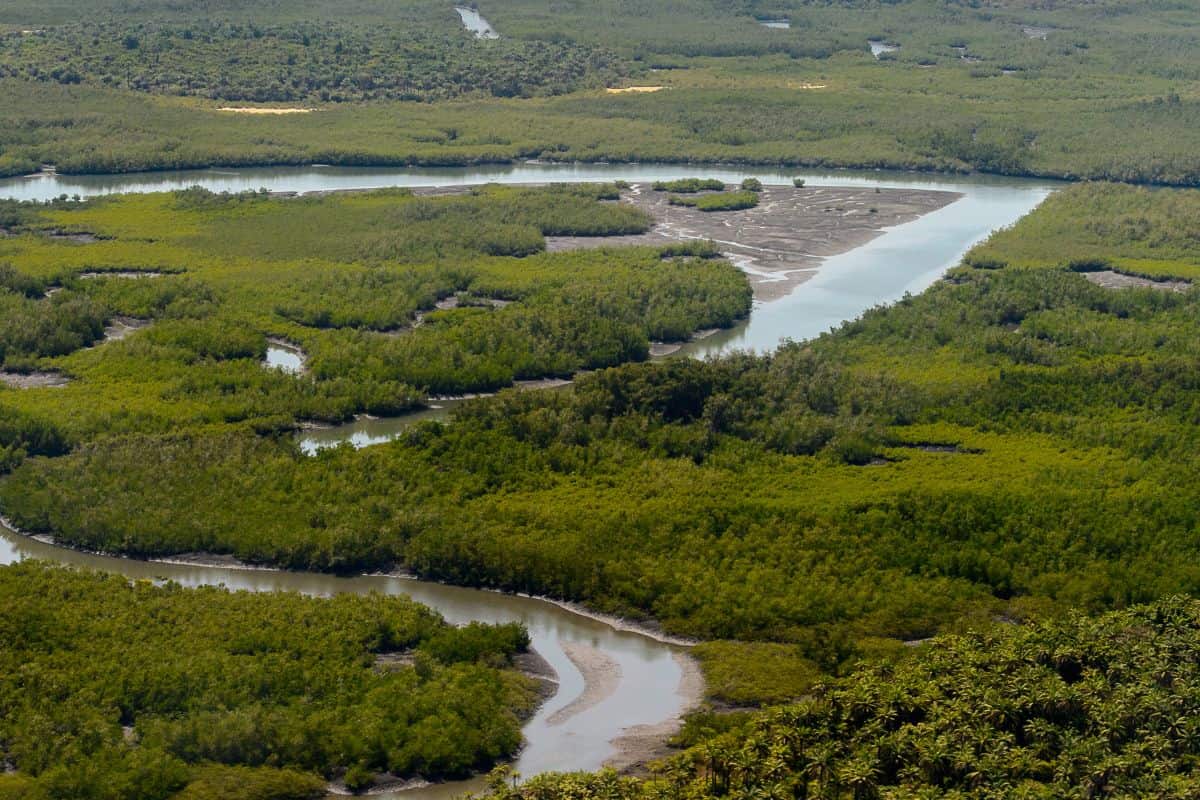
top-left (668, 190), bottom-right (759, 211)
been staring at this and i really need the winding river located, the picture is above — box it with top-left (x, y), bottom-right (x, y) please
top-left (0, 162), bottom-right (1055, 797)
top-left (0, 521), bottom-right (690, 800)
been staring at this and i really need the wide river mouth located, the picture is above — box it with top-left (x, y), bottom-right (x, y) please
top-left (0, 162), bottom-right (1055, 797)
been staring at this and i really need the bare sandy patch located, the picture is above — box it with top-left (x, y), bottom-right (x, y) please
top-left (216, 107), bottom-right (316, 115)
top-left (0, 371), bottom-right (70, 389)
top-left (606, 86), bottom-right (666, 94)
top-left (79, 271), bottom-right (166, 280)
top-left (1082, 270), bottom-right (1191, 293)
top-left (547, 642), bottom-right (622, 726)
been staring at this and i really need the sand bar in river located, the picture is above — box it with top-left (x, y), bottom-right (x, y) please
top-left (546, 183), bottom-right (962, 302)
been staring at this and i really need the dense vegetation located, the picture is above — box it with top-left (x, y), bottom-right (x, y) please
top-left (0, 20), bottom-right (626, 103)
top-left (652, 179), bottom-right (725, 193)
top-left (6, 183), bottom-right (1200, 707)
top-left (493, 597), bottom-right (1200, 799)
top-left (967, 181), bottom-right (1200, 279)
top-left (0, 561), bottom-right (536, 799)
top-left (0, 185), bottom-right (749, 447)
top-left (0, 278), bottom-right (106, 366)
top-left (7, 0), bottom-right (1200, 795)
top-left (4, 1), bottom-right (1200, 181)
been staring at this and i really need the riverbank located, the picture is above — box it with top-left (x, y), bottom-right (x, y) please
top-left (0, 515), bottom-right (705, 796)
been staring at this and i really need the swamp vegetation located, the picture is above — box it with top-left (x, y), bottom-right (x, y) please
top-left (4, 0), bottom-right (1200, 788)
top-left (6, 181), bottom-right (1200, 796)
top-left (3, 1), bottom-right (1200, 183)
top-left (0, 561), bottom-right (535, 800)
top-left (0, 184), bottom-right (748, 449)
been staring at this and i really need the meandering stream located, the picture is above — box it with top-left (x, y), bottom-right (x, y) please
top-left (0, 162), bottom-right (1055, 797)
top-left (0, 520), bottom-right (691, 800)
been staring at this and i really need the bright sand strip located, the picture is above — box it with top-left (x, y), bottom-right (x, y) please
top-left (216, 107), bottom-right (316, 114)
top-left (606, 86), bottom-right (666, 94)
top-left (547, 642), bottom-right (623, 726)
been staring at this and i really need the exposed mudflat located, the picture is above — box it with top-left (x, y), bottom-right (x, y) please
top-left (1083, 270), bottom-right (1191, 293)
top-left (546, 183), bottom-right (962, 301)
top-left (79, 270), bottom-right (167, 280)
top-left (0, 371), bottom-right (70, 389)
top-left (99, 316), bottom-right (150, 344)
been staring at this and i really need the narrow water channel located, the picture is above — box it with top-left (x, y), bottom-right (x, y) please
top-left (0, 162), bottom-right (1048, 202)
top-left (299, 399), bottom-right (471, 454)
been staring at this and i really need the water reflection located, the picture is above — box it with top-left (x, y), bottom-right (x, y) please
top-left (265, 344), bottom-right (305, 374)
top-left (455, 6), bottom-right (500, 39)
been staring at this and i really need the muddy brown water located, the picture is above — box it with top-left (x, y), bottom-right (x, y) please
top-left (0, 520), bottom-right (695, 799)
